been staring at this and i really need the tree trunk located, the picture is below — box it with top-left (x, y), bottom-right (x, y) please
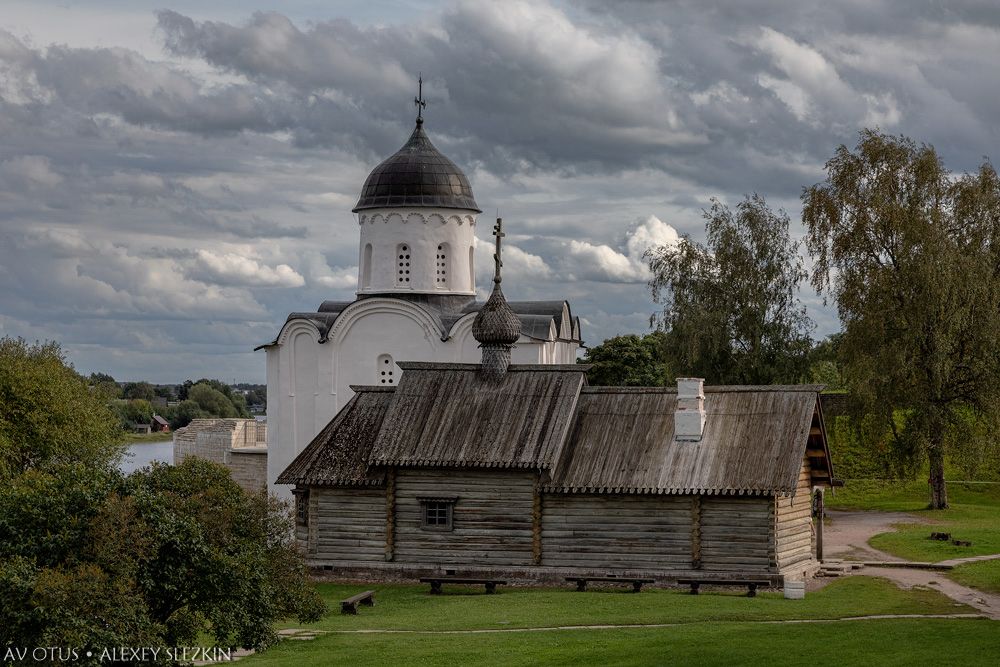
top-left (927, 441), bottom-right (948, 510)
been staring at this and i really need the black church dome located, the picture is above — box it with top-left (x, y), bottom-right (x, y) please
top-left (352, 120), bottom-right (481, 213)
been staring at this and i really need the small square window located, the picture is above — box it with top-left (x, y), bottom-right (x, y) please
top-left (420, 499), bottom-right (455, 531)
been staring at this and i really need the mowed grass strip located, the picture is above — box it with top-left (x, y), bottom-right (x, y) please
top-left (828, 480), bottom-right (1000, 562)
top-left (951, 560), bottom-right (1000, 595)
top-left (246, 618), bottom-right (999, 666)
top-left (273, 577), bottom-right (967, 634)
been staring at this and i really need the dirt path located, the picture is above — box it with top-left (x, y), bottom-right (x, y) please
top-left (858, 568), bottom-right (1000, 620)
top-left (824, 510), bottom-right (1000, 619)
top-left (824, 510), bottom-right (925, 562)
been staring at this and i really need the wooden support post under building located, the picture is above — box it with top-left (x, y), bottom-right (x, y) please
top-left (532, 480), bottom-right (543, 565)
top-left (385, 468), bottom-right (396, 562)
top-left (691, 495), bottom-right (702, 569)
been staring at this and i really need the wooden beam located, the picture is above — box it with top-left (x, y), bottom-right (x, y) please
top-left (810, 426), bottom-right (822, 437)
top-left (691, 495), bottom-right (702, 569)
top-left (532, 477), bottom-right (543, 565)
top-left (384, 468), bottom-right (396, 562)
top-left (806, 448), bottom-right (826, 457)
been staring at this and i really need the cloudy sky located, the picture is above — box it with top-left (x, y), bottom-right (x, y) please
top-left (1, 1), bottom-right (998, 383)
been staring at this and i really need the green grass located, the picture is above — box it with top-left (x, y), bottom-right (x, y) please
top-left (827, 480), bottom-right (1000, 562)
top-left (245, 619), bottom-right (998, 666)
top-left (951, 560), bottom-right (1000, 595)
top-left (273, 577), bottom-right (965, 635)
top-left (242, 578), bottom-right (986, 665)
top-left (120, 431), bottom-right (173, 444)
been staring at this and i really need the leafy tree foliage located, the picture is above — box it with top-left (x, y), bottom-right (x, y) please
top-left (114, 399), bottom-right (154, 429)
top-left (0, 338), bottom-right (124, 478)
top-left (188, 383), bottom-right (239, 418)
top-left (0, 341), bottom-right (325, 655)
top-left (168, 399), bottom-right (207, 430)
top-left (89, 372), bottom-right (122, 398)
top-left (645, 194), bottom-right (814, 385)
top-left (0, 460), bottom-right (324, 656)
top-left (178, 379), bottom-right (249, 418)
top-left (580, 332), bottom-right (671, 386)
top-left (122, 381), bottom-right (155, 402)
top-left (803, 129), bottom-right (1000, 508)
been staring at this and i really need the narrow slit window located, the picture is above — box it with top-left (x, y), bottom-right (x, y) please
top-left (396, 244), bottom-right (411, 285)
top-left (435, 243), bottom-right (449, 288)
top-left (294, 490), bottom-right (309, 527)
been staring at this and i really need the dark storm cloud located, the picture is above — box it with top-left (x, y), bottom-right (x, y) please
top-left (1, 0), bottom-right (998, 381)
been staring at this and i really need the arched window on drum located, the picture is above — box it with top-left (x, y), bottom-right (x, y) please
top-left (377, 354), bottom-right (395, 385)
top-left (361, 243), bottom-right (373, 289)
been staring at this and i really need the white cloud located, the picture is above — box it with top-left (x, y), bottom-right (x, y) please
top-left (754, 26), bottom-right (900, 129)
top-left (474, 235), bottom-right (551, 282)
top-left (192, 249), bottom-right (305, 287)
top-left (567, 215), bottom-right (679, 283)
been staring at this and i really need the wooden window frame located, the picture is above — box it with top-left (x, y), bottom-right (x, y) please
top-left (418, 497), bottom-right (456, 531)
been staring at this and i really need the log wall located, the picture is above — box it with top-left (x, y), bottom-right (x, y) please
top-left (773, 455), bottom-right (815, 571)
top-left (307, 487), bottom-right (386, 564)
top-left (392, 469), bottom-right (536, 566)
top-left (541, 493), bottom-right (774, 573)
top-left (699, 496), bottom-right (774, 571)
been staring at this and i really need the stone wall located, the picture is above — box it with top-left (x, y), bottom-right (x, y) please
top-left (173, 419), bottom-right (268, 493)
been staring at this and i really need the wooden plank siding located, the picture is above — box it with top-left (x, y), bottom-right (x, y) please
top-left (307, 487), bottom-right (386, 564)
top-left (700, 496), bottom-right (775, 571)
top-left (393, 469), bottom-right (536, 566)
top-left (773, 455), bottom-right (816, 571)
top-left (542, 494), bottom-right (705, 570)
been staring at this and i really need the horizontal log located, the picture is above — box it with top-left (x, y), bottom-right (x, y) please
top-left (541, 532), bottom-right (691, 544)
top-left (777, 545), bottom-right (814, 564)
top-left (542, 516), bottom-right (692, 527)
top-left (775, 524), bottom-right (810, 540)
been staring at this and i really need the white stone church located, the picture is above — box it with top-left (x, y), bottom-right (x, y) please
top-left (257, 110), bottom-right (583, 498)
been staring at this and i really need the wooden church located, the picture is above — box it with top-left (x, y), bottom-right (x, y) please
top-left (278, 221), bottom-right (836, 591)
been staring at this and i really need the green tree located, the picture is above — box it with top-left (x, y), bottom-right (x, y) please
top-left (122, 381), bottom-right (155, 402)
top-left (0, 338), bottom-right (124, 478)
top-left (802, 129), bottom-right (1000, 508)
top-left (580, 332), bottom-right (671, 386)
top-left (153, 385), bottom-right (175, 400)
top-left (167, 399), bottom-right (206, 430)
top-left (645, 194), bottom-right (814, 384)
top-left (115, 399), bottom-right (154, 429)
top-left (0, 460), bottom-right (324, 656)
top-left (189, 383), bottom-right (238, 418)
top-left (89, 372), bottom-right (122, 398)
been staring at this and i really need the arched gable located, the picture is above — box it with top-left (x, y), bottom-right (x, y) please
top-left (328, 298), bottom-right (444, 346)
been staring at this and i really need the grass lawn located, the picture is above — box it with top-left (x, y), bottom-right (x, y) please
top-left (273, 577), bottom-right (965, 634)
top-left (121, 431), bottom-right (173, 444)
top-left (827, 480), bottom-right (1000, 562)
top-left (951, 560), bottom-right (1000, 595)
top-left (242, 578), bottom-right (992, 666)
top-left (246, 619), bottom-right (998, 666)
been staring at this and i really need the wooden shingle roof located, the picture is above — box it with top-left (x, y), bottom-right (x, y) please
top-left (276, 363), bottom-right (833, 496)
top-left (368, 362), bottom-right (585, 469)
top-left (276, 388), bottom-right (394, 487)
top-left (547, 386), bottom-right (825, 496)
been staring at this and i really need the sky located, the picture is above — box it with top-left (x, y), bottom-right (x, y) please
top-left (1, 1), bottom-right (998, 383)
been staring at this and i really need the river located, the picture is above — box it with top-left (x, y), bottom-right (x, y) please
top-left (119, 441), bottom-right (174, 475)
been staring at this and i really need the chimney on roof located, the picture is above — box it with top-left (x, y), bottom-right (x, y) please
top-left (472, 217), bottom-right (521, 381)
top-left (675, 377), bottom-right (706, 441)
